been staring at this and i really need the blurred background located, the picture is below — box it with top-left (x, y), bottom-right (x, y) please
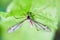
top-left (0, 0), bottom-right (60, 40)
top-left (0, 0), bottom-right (12, 40)
top-left (0, 0), bottom-right (12, 12)
top-left (54, 0), bottom-right (60, 40)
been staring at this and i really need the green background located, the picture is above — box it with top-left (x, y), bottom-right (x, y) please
top-left (0, 0), bottom-right (59, 40)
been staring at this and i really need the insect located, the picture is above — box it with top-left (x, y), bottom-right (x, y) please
top-left (8, 12), bottom-right (51, 33)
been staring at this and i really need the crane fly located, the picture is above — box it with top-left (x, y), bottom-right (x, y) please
top-left (8, 12), bottom-right (51, 33)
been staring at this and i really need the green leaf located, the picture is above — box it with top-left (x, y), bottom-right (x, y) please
top-left (6, 0), bottom-right (32, 18)
top-left (0, 12), bottom-right (8, 23)
top-left (6, 0), bottom-right (58, 31)
top-left (30, 0), bottom-right (58, 31)
top-left (1, 0), bottom-right (58, 40)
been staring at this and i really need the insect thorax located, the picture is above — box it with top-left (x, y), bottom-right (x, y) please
top-left (27, 12), bottom-right (34, 20)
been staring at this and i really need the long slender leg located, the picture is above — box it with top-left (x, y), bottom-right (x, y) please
top-left (14, 16), bottom-right (25, 19)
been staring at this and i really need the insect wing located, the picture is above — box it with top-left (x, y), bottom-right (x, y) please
top-left (33, 22), bottom-right (43, 31)
top-left (33, 20), bottom-right (51, 32)
top-left (8, 19), bottom-right (26, 33)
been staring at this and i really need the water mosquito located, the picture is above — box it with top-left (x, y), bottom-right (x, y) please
top-left (8, 12), bottom-right (51, 33)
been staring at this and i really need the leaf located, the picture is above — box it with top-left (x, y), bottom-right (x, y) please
top-left (30, 0), bottom-right (58, 31)
top-left (0, 0), bottom-right (58, 40)
top-left (6, 0), bottom-right (58, 31)
top-left (0, 12), bottom-right (7, 23)
top-left (6, 0), bottom-right (32, 18)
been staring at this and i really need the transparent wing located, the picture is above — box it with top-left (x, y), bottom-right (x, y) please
top-left (33, 22), bottom-right (43, 31)
top-left (8, 19), bottom-right (26, 33)
top-left (33, 20), bottom-right (51, 32)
